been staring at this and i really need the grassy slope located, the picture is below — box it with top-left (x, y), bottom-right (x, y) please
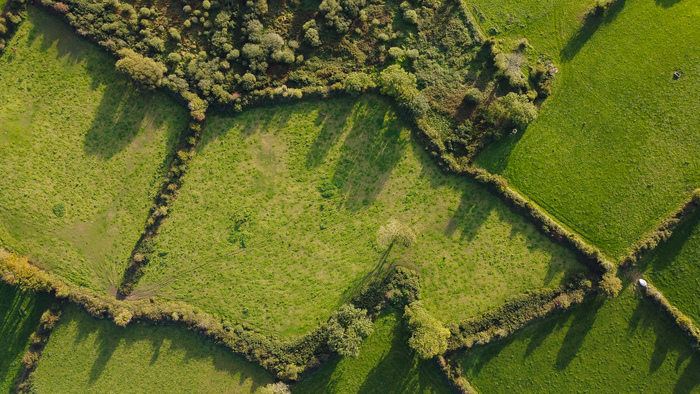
top-left (477, 0), bottom-right (700, 258)
top-left (293, 312), bottom-right (452, 394)
top-left (137, 96), bottom-right (583, 336)
top-left (32, 305), bottom-right (274, 393)
top-left (0, 8), bottom-right (185, 292)
top-left (643, 211), bottom-right (700, 326)
top-left (0, 282), bottom-right (52, 394)
top-left (460, 286), bottom-right (700, 393)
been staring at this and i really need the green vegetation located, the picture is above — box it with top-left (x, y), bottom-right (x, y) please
top-left (460, 286), bottom-right (700, 393)
top-left (0, 282), bottom-right (52, 393)
top-left (137, 96), bottom-right (583, 335)
top-left (468, 0), bottom-right (591, 58)
top-left (0, 8), bottom-right (185, 292)
top-left (478, 0), bottom-right (700, 258)
top-left (293, 312), bottom-right (452, 393)
top-left (32, 305), bottom-right (275, 393)
top-left (644, 211), bottom-right (700, 326)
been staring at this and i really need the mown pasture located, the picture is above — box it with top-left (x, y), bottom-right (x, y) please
top-left (643, 211), bottom-right (700, 326)
top-left (0, 8), bottom-right (185, 293)
top-left (136, 96), bottom-right (584, 336)
top-left (32, 305), bottom-right (274, 393)
top-left (0, 282), bottom-right (52, 393)
top-left (478, 0), bottom-right (700, 258)
top-left (293, 311), bottom-right (452, 393)
top-left (460, 285), bottom-right (700, 393)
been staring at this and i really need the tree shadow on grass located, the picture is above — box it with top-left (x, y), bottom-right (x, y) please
top-left (655, 0), bottom-right (683, 8)
top-left (554, 296), bottom-right (604, 370)
top-left (25, 7), bottom-right (166, 160)
top-left (0, 283), bottom-right (52, 387)
top-left (637, 210), bottom-right (700, 273)
top-left (560, 0), bottom-right (626, 62)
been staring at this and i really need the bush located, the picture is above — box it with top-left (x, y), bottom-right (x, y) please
top-left (54, 2), bottom-right (70, 13)
top-left (463, 87), bottom-right (483, 105)
top-left (404, 301), bottom-right (450, 359)
top-left (304, 27), bottom-right (321, 47)
top-left (241, 72), bottom-right (257, 90)
top-left (327, 304), bottom-right (373, 358)
top-left (343, 72), bottom-right (375, 96)
top-left (388, 46), bottom-right (404, 59)
top-left (377, 64), bottom-right (417, 99)
top-left (598, 273), bottom-right (622, 298)
top-left (403, 9), bottom-right (418, 24)
top-left (115, 49), bottom-right (167, 89)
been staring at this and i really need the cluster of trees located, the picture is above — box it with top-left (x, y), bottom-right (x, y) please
top-left (404, 302), bottom-right (450, 359)
top-left (327, 304), bottom-right (373, 358)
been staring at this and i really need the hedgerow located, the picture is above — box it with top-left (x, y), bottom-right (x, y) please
top-left (643, 281), bottom-right (700, 349)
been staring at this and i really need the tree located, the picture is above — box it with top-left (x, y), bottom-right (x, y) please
top-left (377, 64), bottom-right (418, 99)
top-left (343, 72), bottom-right (375, 96)
top-left (115, 49), bottom-right (167, 89)
top-left (376, 219), bottom-right (416, 250)
top-left (327, 304), bottom-right (373, 358)
top-left (404, 301), bottom-right (450, 359)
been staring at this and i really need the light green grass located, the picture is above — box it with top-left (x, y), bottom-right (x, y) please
top-left (292, 311), bottom-right (452, 394)
top-left (643, 211), bottom-right (700, 326)
top-left (0, 8), bottom-right (185, 292)
top-left (460, 285), bottom-right (700, 393)
top-left (0, 282), bottom-right (52, 394)
top-left (136, 96), bottom-right (583, 336)
top-left (32, 304), bottom-right (274, 393)
top-left (477, 0), bottom-right (700, 259)
top-left (467, 0), bottom-right (592, 59)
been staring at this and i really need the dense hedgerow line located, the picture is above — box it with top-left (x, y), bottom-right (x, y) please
top-left (643, 281), bottom-right (700, 350)
top-left (15, 303), bottom-right (62, 393)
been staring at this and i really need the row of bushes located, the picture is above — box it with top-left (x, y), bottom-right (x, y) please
top-left (0, 250), bottom-right (420, 380)
top-left (620, 190), bottom-right (700, 267)
top-left (437, 356), bottom-right (478, 394)
top-left (16, 303), bottom-right (62, 393)
top-left (117, 121), bottom-right (203, 297)
top-left (643, 281), bottom-right (700, 349)
top-left (447, 274), bottom-right (593, 351)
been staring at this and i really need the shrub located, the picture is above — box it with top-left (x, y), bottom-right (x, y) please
top-left (404, 301), bottom-right (450, 359)
top-left (202, 0), bottom-right (211, 9)
top-left (241, 72), bottom-right (257, 90)
top-left (183, 5), bottom-right (192, 13)
top-left (387, 46), bottom-right (404, 59)
top-left (304, 27), bottom-right (321, 47)
top-left (327, 304), bottom-right (373, 358)
top-left (598, 273), bottom-right (622, 298)
top-left (343, 72), bottom-right (375, 96)
top-left (115, 49), bottom-right (167, 89)
top-left (377, 64), bottom-right (417, 99)
top-left (463, 87), bottom-right (483, 105)
top-left (138, 7), bottom-right (151, 17)
top-left (403, 9), bottom-right (418, 24)
top-left (405, 48), bottom-right (419, 60)
top-left (54, 2), bottom-right (70, 13)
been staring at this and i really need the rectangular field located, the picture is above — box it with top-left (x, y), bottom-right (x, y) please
top-left (459, 286), bottom-right (700, 392)
top-left (0, 8), bottom-right (185, 293)
top-left (32, 305), bottom-right (274, 393)
top-left (136, 96), bottom-right (584, 336)
top-left (0, 282), bottom-right (52, 393)
top-left (477, 0), bottom-right (700, 259)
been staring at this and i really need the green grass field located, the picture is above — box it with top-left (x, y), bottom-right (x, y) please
top-left (136, 96), bottom-right (583, 336)
top-left (467, 0), bottom-right (591, 59)
top-left (0, 8), bottom-right (185, 293)
top-left (293, 311), bottom-right (452, 393)
top-left (0, 282), bottom-right (52, 394)
top-left (643, 211), bottom-right (700, 326)
top-left (460, 285), bottom-right (700, 393)
top-left (477, 0), bottom-right (700, 259)
top-left (32, 305), bottom-right (274, 393)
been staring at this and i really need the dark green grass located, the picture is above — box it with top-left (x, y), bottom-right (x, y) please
top-left (32, 305), bottom-right (275, 393)
top-left (136, 96), bottom-right (583, 336)
top-left (0, 8), bottom-right (185, 292)
top-left (478, 0), bottom-right (700, 259)
top-left (292, 311), bottom-right (452, 394)
top-left (0, 282), bottom-right (52, 393)
top-left (460, 285), bottom-right (700, 393)
top-left (643, 211), bottom-right (700, 326)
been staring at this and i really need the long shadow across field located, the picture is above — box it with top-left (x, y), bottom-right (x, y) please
top-left (560, 0), bottom-right (626, 62)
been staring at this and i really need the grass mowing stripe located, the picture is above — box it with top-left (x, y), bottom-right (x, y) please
top-left (32, 305), bottom-right (275, 393)
top-left (0, 282), bottom-right (52, 393)
top-left (477, 0), bottom-right (700, 259)
top-left (0, 7), bottom-right (185, 293)
top-left (137, 96), bottom-right (584, 336)
top-left (460, 285), bottom-right (700, 393)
